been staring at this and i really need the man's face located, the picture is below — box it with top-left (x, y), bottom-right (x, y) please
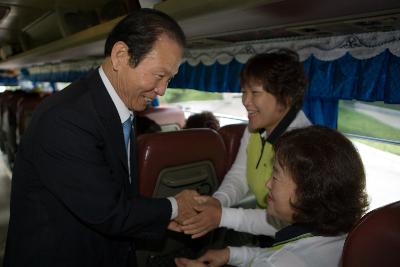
top-left (113, 34), bottom-right (183, 111)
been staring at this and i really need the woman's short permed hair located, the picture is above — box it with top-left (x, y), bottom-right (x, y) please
top-left (240, 49), bottom-right (307, 111)
top-left (273, 125), bottom-right (369, 235)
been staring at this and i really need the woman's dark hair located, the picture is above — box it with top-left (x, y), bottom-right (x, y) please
top-left (104, 8), bottom-right (186, 67)
top-left (273, 125), bottom-right (369, 236)
top-left (240, 49), bottom-right (307, 111)
top-left (184, 111), bottom-right (220, 131)
top-left (136, 115), bottom-right (161, 135)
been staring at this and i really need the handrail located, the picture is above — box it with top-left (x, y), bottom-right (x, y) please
top-left (344, 133), bottom-right (400, 146)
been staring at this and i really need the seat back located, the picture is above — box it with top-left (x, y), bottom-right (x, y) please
top-left (0, 91), bottom-right (13, 151)
top-left (136, 128), bottom-right (227, 266)
top-left (342, 201), bottom-right (400, 267)
top-left (137, 128), bottom-right (227, 197)
top-left (138, 106), bottom-right (185, 132)
top-left (16, 92), bottom-right (48, 145)
top-left (3, 90), bottom-right (27, 165)
top-left (218, 123), bottom-right (247, 171)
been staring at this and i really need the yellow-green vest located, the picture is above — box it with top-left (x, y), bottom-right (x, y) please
top-left (246, 132), bottom-right (274, 208)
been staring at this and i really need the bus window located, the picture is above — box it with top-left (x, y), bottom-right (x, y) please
top-left (338, 100), bottom-right (400, 210)
top-left (159, 89), bottom-right (247, 126)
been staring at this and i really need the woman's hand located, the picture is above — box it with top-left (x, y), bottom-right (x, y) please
top-left (175, 248), bottom-right (230, 267)
top-left (181, 196), bottom-right (222, 238)
top-left (197, 248), bottom-right (230, 267)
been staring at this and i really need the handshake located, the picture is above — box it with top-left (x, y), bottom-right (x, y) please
top-left (168, 189), bottom-right (222, 238)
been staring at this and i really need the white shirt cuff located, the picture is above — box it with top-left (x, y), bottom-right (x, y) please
top-left (220, 207), bottom-right (239, 228)
top-left (228, 247), bottom-right (242, 266)
top-left (167, 197), bottom-right (178, 220)
top-left (213, 191), bottom-right (230, 207)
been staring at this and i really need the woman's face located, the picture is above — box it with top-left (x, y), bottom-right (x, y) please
top-left (266, 158), bottom-right (297, 223)
top-left (241, 81), bottom-right (289, 133)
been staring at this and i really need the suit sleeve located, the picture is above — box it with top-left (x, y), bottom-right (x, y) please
top-left (32, 108), bottom-right (171, 239)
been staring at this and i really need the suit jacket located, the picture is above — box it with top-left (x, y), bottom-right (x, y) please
top-left (4, 70), bottom-right (172, 267)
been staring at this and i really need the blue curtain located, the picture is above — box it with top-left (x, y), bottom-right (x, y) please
top-left (171, 49), bottom-right (400, 128)
top-left (20, 69), bottom-right (88, 83)
top-left (302, 50), bottom-right (400, 102)
top-left (300, 49), bottom-right (400, 127)
top-left (19, 49), bottom-right (400, 128)
top-left (0, 73), bottom-right (18, 85)
top-left (169, 59), bottom-right (243, 92)
top-left (302, 97), bottom-right (339, 128)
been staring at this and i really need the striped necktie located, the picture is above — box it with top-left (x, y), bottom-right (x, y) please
top-left (122, 116), bottom-right (132, 151)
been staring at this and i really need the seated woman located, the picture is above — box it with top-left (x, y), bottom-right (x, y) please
top-left (180, 49), bottom-right (311, 239)
top-left (175, 125), bottom-right (369, 267)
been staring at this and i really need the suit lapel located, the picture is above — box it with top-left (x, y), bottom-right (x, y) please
top-left (129, 125), bottom-right (139, 196)
top-left (87, 70), bottom-right (129, 173)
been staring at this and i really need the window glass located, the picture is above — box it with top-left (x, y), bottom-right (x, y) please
top-left (0, 85), bottom-right (19, 93)
top-left (338, 100), bottom-right (400, 210)
top-left (159, 88), bottom-right (247, 126)
top-left (338, 100), bottom-right (400, 155)
top-left (56, 82), bottom-right (71, 91)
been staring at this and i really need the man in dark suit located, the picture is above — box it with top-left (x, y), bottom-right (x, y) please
top-left (4, 9), bottom-right (197, 267)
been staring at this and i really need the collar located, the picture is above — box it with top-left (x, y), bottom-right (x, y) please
top-left (257, 106), bottom-right (299, 144)
top-left (99, 66), bottom-right (132, 124)
top-left (258, 128), bottom-right (267, 140)
top-left (272, 223), bottom-right (315, 247)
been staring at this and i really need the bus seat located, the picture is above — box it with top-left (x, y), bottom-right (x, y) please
top-left (0, 91), bottom-right (13, 152)
top-left (16, 92), bottom-right (49, 145)
top-left (342, 200), bottom-right (400, 267)
top-left (136, 129), bottom-right (227, 265)
top-left (3, 90), bottom-right (27, 166)
top-left (218, 123), bottom-right (247, 171)
top-left (138, 106), bottom-right (185, 132)
top-left (137, 128), bottom-right (227, 198)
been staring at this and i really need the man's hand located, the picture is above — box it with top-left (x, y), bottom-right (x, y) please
top-left (174, 189), bottom-right (200, 225)
top-left (167, 220), bottom-right (182, 232)
top-left (175, 257), bottom-right (207, 267)
top-left (181, 196), bottom-right (222, 238)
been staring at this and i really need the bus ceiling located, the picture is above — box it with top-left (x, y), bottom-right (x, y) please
top-left (0, 0), bottom-right (399, 69)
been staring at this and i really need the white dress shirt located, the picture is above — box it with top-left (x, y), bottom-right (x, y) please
top-left (98, 67), bottom-right (177, 219)
top-left (221, 208), bottom-right (345, 267)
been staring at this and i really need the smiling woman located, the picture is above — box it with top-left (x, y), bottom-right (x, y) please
top-left (178, 49), bottom-right (312, 242)
top-left (175, 125), bottom-right (369, 267)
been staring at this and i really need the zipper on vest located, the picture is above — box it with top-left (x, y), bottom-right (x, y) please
top-left (256, 135), bottom-right (267, 169)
